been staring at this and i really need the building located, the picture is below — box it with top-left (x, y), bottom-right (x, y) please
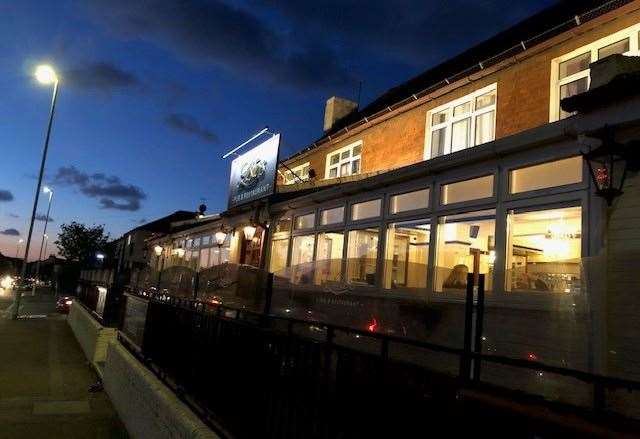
top-left (138, 0), bottom-right (640, 417)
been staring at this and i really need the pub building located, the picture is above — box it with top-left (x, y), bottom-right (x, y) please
top-left (144, 1), bottom-right (640, 412)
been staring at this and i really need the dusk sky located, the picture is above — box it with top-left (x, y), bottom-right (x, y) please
top-left (0, 0), bottom-right (554, 259)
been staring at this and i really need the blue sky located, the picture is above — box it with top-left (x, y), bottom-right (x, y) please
top-left (0, 0), bottom-right (553, 259)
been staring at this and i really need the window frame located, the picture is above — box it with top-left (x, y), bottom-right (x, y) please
top-left (424, 83), bottom-right (497, 160)
top-left (282, 162), bottom-right (311, 185)
top-left (325, 141), bottom-right (363, 179)
top-left (549, 23), bottom-right (640, 122)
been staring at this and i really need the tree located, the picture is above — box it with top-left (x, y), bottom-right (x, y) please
top-left (55, 222), bottom-right (109, 263)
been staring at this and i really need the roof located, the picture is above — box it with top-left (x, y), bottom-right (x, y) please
top-left (131, 210), bottom-right (198, 234)
top-left (285, 0), bottom-right (630, 162)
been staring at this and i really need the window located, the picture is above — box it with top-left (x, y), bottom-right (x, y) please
top-left (551, 24), bottom-right (639, 121)
top-left (390, 188), bottom-right (430, 214)
top-left (441, 175), bottom-right (494, 205)
top-left (505, 206), bottom-right (582, 294)
top-left (320, 206), bottom-right (345, 225)
top-left (201, 235), bottom-right (211, 247)
top-left (294, 213), bottom-right (315, 230)
top-left (346, 228), bottom-right (379, 285)
top-left (510, 156), bottom-right (583, 194)
top-left (325, 141), bottom-right (362, 179)
top-left (203, 233), bottom-right (231, 268)
top-left (283, 162), bottom-right (310, 185)
top-left (384, 220), bottom-right (430, 291)
top-left (426, 84), bottom-right (497, 159)
top-left (315, 232), bottom-right (344, 284)
top-left (291, 235), bottom-right (315, 284)
top-left (274, 216), bottom-right (292, 234)
top-left (435, 210), bottom-right (496, 293)
top-left (351, 199), bottom-right (381, 221)
top-left (269, 238), bottom-right (289, 274)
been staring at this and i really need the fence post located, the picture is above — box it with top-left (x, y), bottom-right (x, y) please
top-left (460, 273), bottom-right (475, 382)
top-left (473, 274), bottom-right (485, 382)
top-left (263, 272), bottom-right (274, 316)
top-left (192, 270), bottom-right (200, 300)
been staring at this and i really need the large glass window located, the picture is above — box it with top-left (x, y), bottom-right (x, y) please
top-left (291, 235), bottom-right (315, 284)
top-left (315, 232), bottom-right (344, 284)
top-left (506, 206), bottom-right (582, 294)
top-left (552, 24), bottom-right (639, 121)
top-left (294, 213), bottom-right (315, 230)
top-left (274, 216), bottom-right (292, 233)
top-left (441, 175), bottom-right (493, 205)
top-left (351, 199), bottom-right (381, 221)
top-left (320, 206), bottom-right (345, 225)
top-left (269, 238), bottom-right (289, 274)
top-left (510, 157), bottom-right (583, 194)
top-left (390, 188), bottom-right (430, 214)
top-left (384, 220), bottom-right (430, 292)
top-left (347, 228), bottom-right (379, 286)
top-left (435, 210), bottom-right (496, 293)
top-left (325, 142), bottom-right (362, 179)
top-left (426, 84), bottom-right (497, 159)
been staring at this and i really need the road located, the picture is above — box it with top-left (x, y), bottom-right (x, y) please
top-left (0, 288), bottom-right (128, 438)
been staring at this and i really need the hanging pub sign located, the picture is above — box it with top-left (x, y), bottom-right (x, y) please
top-left (227, 133), bottom-right (280, 209)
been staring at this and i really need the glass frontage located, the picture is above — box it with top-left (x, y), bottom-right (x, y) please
top-left (294, 213), bottom-right (315, 230)
top-left (510, 157), bottom-right (582, 194)
top-left (351, 199), bottom-right (381, 221)
top-left (346, 228), bottom-right (379, 286)
top-left (384, 220), bottom-right (430, 292)
top-left (435, 210), bottom-right (496, 293)
top-left (506, 206), bottom-right (582, 294)
top-left (390, 188), bottom-right (430, 214)
top-left (441, 175), bottom-right (494, 205)
top-left (270, 238), bottom-right (289, 274)
top-left (320, 206), bottom-right (345, 225)
top-left (315, 232), bottom-right (344, 284)
top-left (291, 235), bottom-right (315, 284)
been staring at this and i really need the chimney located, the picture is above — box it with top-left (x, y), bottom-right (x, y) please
top-left (323, 96), bottom-right (358, 132)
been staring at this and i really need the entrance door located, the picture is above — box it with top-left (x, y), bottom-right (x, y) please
top-left (240, 227), bottom-right (263, 267)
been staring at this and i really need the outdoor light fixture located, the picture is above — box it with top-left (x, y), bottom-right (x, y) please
top-left (243, 225), bottom-right (257, 241)
top-left (96, 253), bottom-right (105, 260)
top-left (153, 245), bottom-right (163, 256)
top-left (174, 248), bottom-right (185, 258)
top-left (35, 64), bottom-right (58, 85)
top-left (43, 186), bottom-right (52, 194)
top-left (582, 127), bottom-right (640, 206)
top-left (215, 228), bottom-right (228, 246)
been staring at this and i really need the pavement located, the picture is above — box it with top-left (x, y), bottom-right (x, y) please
top-left (0, 289), bottom-right (128, 438)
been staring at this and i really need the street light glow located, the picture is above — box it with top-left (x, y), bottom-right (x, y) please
top-left (43, 186), bottom-right (52, 193)
top-left (35, 65), bottom-right (58, 85)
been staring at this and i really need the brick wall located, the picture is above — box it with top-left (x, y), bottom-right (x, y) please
top-left (281, 4), bottom-right (640, 184)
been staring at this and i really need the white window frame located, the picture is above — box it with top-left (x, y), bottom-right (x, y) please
top-left (424, 83), bottom-right (497, 161)
top-left (549, 22), bottom-right (640, 122)
top-left (325, 141), bottom-right (362, 179)
top-left (283, 162), bottom-right (310, 185)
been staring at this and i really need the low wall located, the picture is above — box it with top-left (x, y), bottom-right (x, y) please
top-left (67, 301), bottom-right (117, 375)
top-left (103, 340), bottom-right (219, 439)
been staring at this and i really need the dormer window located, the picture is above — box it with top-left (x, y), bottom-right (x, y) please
top-left (325, 141), bottom-right (362, 179)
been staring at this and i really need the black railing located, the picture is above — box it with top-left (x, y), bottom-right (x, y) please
top-left (119, 274), bottom-right (640, 438)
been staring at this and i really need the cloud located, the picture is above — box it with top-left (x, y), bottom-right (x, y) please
top-left (6, 213), bottom-right (19, 218)
top-left (53, 165), bottom-right (146, 211)
top-left (0, 190), bottom-right (14, 202)
top-left (35, 213), bottom-right (54, 223)
top-left (164, 113), bottom-right (217, 143)
top-left (134, 218), bottom-right (147, 225)
top-left (0, 228), bottom-right (20, 236)
top-left (63, 62), bottom-right (141, 92)
top-left (83, 0), bottom-right (355, 89)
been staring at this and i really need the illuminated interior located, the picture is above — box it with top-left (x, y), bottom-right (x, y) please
top-left (384, 221), bottom-right (430, 292)
top-left (347, 228), bottom-right (379, 285)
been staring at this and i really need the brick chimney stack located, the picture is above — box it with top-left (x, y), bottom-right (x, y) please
top-left (323, 96), bottom-right (358, 132)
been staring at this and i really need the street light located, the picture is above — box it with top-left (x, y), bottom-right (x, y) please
top-left (32, 186), bottom-right (54, 295)
top-left (13, 64), bottom-right (60, 319)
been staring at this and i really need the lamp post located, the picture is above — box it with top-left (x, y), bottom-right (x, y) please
top-left (15, 239), bottom-right (24, 258)
top-left (154, 245), bottom-right (165, 292)
top-left (215, 227), bottom-right (228, 265)
top-left (32, 186), bottom-right (53, 295)
top-left (13, 65), bottom-right (59, 319)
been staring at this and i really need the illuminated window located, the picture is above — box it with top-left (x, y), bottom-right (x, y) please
top-left (347, 228), bottom-right (379, 285)
top-left (269, 238), bottom-right (289, 274)
top-left (390, 188), bottom-right (430, 214)
top-left (274, 216), bottom-right (292, 234)
top-left (441, 175), bottom-right (493, 205)
top-left (510, 157), bottom-right (582, 194)
top-left (325, 141), bottom-right (362, 179)
top-left (283, 162), bottom-right (310, 185)
top-left (384, 220), bottom-right (430, 292)
top-left (291, 235), bottom-right (315, 284)
top-left (315, 232), bottom-right (344, 284)
top-left (294, 213), bottom-right (315, 230)
top-left (505, 206), bottom-right (582, 294)
top-left (351, 199), bottom-right (381, 221)
top-left (320, 206), bottom-right (344, 225)
top-left (551, 24), bottom-right (639, 121)
top-left (435, 210), bottom-right (496, 293)
top-left (426, 84), bottom-right (497, 159)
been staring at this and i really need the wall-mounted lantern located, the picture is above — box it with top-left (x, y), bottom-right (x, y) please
top-left (582, 127), bottom-right (639, 206)
top-left (153, 245), bottom-right (163, 257)
top-left (215, 226), bottom-right (228, 247)
top-left (243, 225), bottom-right (257, 241)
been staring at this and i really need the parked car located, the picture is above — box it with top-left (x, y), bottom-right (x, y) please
top-left (56, 295), bottom-right (74, 313)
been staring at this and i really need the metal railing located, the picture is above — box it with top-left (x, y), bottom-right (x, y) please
top-left (119, 272), bottom-right (640, 438)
